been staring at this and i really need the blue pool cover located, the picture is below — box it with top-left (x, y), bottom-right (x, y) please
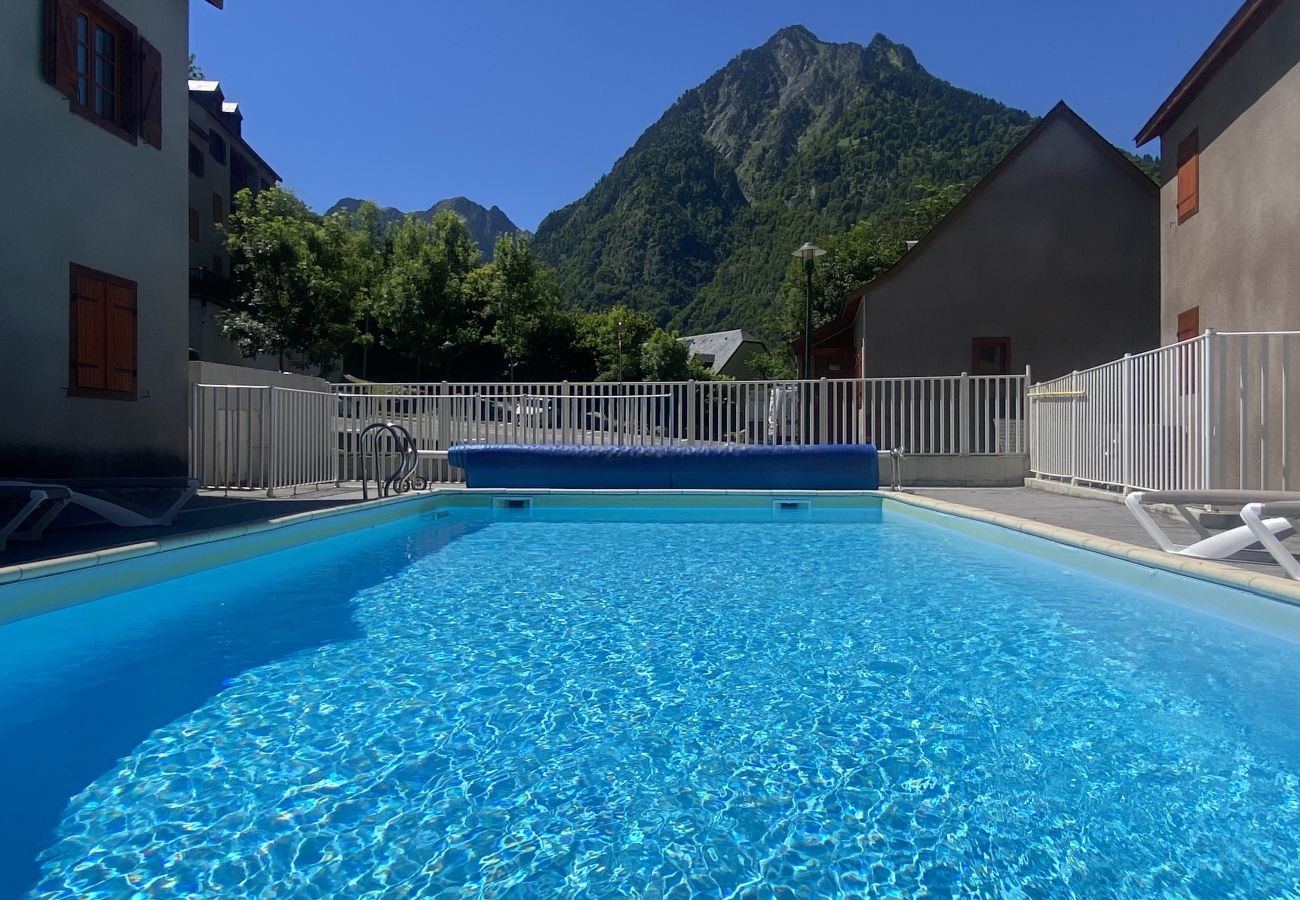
top-left (446, 443), bottom-right (880, 490)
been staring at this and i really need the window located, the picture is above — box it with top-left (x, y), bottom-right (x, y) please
top-left (212, 255), bottom-right (224, 277)
top-left (189, 142), bottom-right (205, 176)
top-left (188, 207), bottom-right (199, 242)
top-left (209, 129), bottom-right (226, 164)
top-left (43, 0), bottom-right (162, 147)
top-left (1177, 130), bottom-right (1199, 223)
top-left (971, 337), bottom-right (1011, 376)
top-left (212, 193), bottom-right (223, 226)
top-left (69, 264), bottom-right (137, 400)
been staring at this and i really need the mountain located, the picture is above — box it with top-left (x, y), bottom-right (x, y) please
top-left (326, 196), bottom-right (526, 260)
top-left (531, 27), bottom-right (1036, 336)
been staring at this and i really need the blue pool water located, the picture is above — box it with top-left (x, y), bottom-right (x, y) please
top-left (4, 503), bottom-right (1300, 897)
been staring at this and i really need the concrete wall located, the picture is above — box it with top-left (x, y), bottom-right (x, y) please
top-left (1156, 0), bottom-right (1300, 342)
top-left (0, 0), bottom-right (191, 476)
top-left (189, 361), bottom-right (331, 392)
top-left (855, 112), bottom-right (1159, 382)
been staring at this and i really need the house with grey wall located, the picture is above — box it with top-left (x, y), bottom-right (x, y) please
top-left (1135, 0), bottom-right (1300, 343)
top-left (0, 0), bottom-right (218, 477)
top-left (802, 102), bottom-right (1159, 383)
top-left (187, 79), bottom-right (281, 369)
top-left (680, 330), bottom-right (768, 380)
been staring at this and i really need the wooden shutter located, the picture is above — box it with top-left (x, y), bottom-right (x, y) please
top-left (1177, 306), bottom-right (1200, 342)
top-left (71, 268), bottom-right (107, 392)
top-left (138, 36), bottom-right (162, 148)
top-left (44, 0), bottom-right (80, 100)
top-left (69, 264), bottom-right (137, 399)
top-left (105, 281), bottom-right (138, 395)
top-left (1177, 131), bottom-right (1199, 222)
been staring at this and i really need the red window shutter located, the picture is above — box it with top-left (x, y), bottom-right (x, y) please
top-left (1176, 131), bottom-right (1199, 222)
top-left (138, 37), bottom-right (163, 149)
top-left (1177, 306), bottom-right (1200, 342)
top-left (105, 281), bottom-right (138, 395)
top-left (44, 0), bottom-right (80, 100)
top-left (71, 269), bottom-right (108, 392)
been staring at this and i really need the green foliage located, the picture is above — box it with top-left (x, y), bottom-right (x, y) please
top-left (219, 186), bottom-right (358, 373)
top-left (188, 54), bottom-right (203, 80)
top-left (1123, 151), bottom-right (1161, 184)
top-left (640, 329), bottom-right (718, 382)
top-left (574, 306), bottom-right (658, 381)
top-left (370, 212), bottom-right (480, 378)
top-left (481, 234), bottom-right (561, 375)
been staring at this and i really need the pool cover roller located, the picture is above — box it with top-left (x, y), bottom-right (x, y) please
top-left (446, 444), bottom-right (879, 490)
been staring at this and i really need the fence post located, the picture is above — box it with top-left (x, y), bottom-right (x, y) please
top-left (1069, 371), bottom-right (1080, 484)
top-left (959, 372), bottom-right (970, 455)
top-left (266, 387), bottom-right (278, 498)
top-left (1121, 353), bottom-right (1133, 491)
top-left (1023, 365), bottom-right (1032, 457)
top-left (687, 380), bottom-right (698, 446)
top-left (818, 378), bottom-right (829, 445)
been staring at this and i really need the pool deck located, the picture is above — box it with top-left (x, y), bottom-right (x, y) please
top-left (1, 483), bottom-right (1296, 583)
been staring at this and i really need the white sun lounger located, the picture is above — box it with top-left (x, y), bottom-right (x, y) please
top-left (1241, 501), bottom-right (1300, 580)
top-left (0, 479), bottom-right (198, 550)
top-left (1124, 490), bottom-right (1300, 560)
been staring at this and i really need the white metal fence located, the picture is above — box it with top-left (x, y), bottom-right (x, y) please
top-left (190, 384), bottom-right (338, 494)
top-left (192, 374), bottom-right (1029, 492)
top-left (1029, 331), bottom-right (1299, 492)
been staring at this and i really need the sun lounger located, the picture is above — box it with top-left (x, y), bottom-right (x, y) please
top-left (0, 478), bottom-right (197, 550)
top-left (0, 485), bottom-right (73, 551)
top-left (1240, 501), bottom-right (1300, 580)
top-left (1124, 490), bottom-right (1300, 560)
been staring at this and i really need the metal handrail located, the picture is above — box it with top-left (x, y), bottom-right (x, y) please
top-left (359, 421), bottom-right (421, 499)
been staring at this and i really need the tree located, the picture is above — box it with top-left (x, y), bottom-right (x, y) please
top-left (481, 235), bottom-right (561, 379)
top-left (219, 186), bottom-right (357, 373)
top-left (188, 54), bottom-right (204, 79)
top-left (370, 212), bottom-right (479, 379)
top-left (575, 306), bottom-right (657, 381)
top-left (640, 328), bottom-right (717, 381)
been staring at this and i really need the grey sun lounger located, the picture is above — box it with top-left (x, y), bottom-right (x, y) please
top-left (0, 478), bottom-right (198, 551)
top-left (1124, 490), bottom-right (1300, 561)
top-left (0, 485), bottom-right (73, 552)
top-left (1241, 501), bottom-right (1300, 580)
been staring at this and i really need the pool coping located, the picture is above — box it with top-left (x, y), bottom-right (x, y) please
top-left (2, 488), bottom-right (1299, 624)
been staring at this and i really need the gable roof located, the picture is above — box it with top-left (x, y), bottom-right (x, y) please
top-left (680, 329), bottom-right (765, 373)
top-left (1136, 0), bottom-right (1284, 145)
top-left (805, 101), bottom-right (1155, 350)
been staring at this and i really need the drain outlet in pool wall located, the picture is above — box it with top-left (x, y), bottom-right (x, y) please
top-left (492, 497), bottom-right (533, 518)
top-left (772, 499), bottom-right (812, 518)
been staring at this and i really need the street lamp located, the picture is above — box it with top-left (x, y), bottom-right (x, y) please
top-left (792, 242), bottom-right (826, 379)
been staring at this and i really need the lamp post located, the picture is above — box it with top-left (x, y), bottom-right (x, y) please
top-left (792, 242), bottom-right (826, 379)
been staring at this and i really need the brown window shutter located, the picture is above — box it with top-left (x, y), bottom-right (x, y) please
top-left (71, 269), bottom-right (108, 392)
top-left (1176, 131), bottom-right (1199, 222)
top-left (45, 0), bottom-right (80, 100)
top-left (105, 281), bottom-right (138, 395)
top-left (1177, 306), bottom-right (1200, 342)
top-left (138, 37), bottom-right (163, 149)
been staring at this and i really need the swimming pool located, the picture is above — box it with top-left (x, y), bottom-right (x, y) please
top-left (4, 493), bottom-right (1300, 896)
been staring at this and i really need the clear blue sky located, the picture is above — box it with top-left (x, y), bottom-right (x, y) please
top-left (191, 0), bottom-right (1239, 231)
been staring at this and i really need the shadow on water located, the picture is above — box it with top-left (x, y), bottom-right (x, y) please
top-left (0, 515), bottom-right (481, 898)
